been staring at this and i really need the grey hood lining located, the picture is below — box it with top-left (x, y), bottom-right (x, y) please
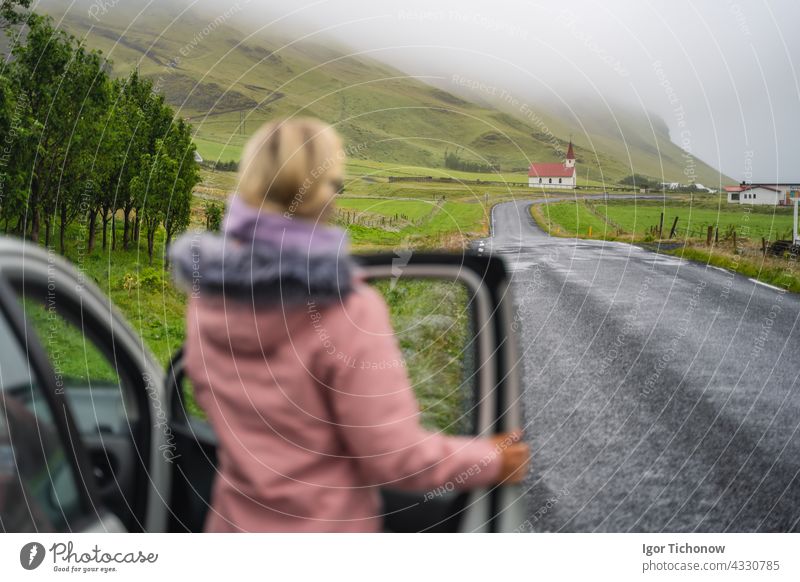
top-left (169, 231), bottom-right (355, 305)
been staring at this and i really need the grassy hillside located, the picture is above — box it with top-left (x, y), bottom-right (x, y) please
top-left (37, 0), bottom-right (727, 186)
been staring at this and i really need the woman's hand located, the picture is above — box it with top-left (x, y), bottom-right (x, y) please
top-left (490, 431), bottom-right (530, 484)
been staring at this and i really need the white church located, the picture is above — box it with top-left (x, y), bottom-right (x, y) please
top-left (528, 141), bottom-right (577, 189)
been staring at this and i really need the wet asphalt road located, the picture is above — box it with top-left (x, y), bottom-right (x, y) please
top-left (481, 199), bottom-right (800, 532)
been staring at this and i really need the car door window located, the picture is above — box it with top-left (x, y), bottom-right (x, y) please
top-left (0, 306), bottom-right (83, 532)
top-left (371, 279), bottom-right (477, 435)
top-left (13, 287), bottom-right (143, 529)
top-left (16, 295), bottom-right (138, 435)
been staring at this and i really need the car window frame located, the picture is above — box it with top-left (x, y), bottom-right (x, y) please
top-left (0, 274), bottom-right (105, 532)
top-left (0, 238), bottom-right (168, 533)
top-left (9, 276), bottom-right (154, 530)
top-left (357, 252), bottom-right (521, 532)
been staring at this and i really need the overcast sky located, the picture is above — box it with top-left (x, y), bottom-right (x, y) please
top-left (205, 0), bottom-right (797, 183)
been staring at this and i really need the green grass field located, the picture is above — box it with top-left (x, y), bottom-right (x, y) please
top-left (536, 201), bottom-right (615, 238)
top-left (535, 200), bottom-right (795, 241)
top-left (336, 197), bottom-right (436, 221)
top-left (425, 202), bottom-right (486, 236)
top-left (531, 198), bottom-right (800, 293)
top-left (342, 199), bottom-right (487, 248)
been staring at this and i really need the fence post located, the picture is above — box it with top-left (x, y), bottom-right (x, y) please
top-left (715, 227), bottom-right (719, 243)
top-left (732, 229), bottom-right (737, 251)
top-left (762, 237), bottom-right (767, 254)
top-left (659, 212), bottom-right (664, 238)
top-left (707, 225), bottom-right (713, 246)
top-left (669, 216), bottom-right (679, 239)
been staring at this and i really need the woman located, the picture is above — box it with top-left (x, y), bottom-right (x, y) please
top-left (170, 118), bottom-right (529, 532)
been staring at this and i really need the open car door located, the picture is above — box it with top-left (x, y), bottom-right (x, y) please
top-left (166, 252), bottom-right (525, 532)
top-left (0, 239), bottom-right (168, 533)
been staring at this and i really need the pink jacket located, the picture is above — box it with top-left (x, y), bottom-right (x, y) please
top-left (183, 284), bottom-right (501, 532)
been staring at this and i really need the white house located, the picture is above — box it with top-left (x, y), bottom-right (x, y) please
top-left (528, 141), bottom-right (576, 189)
top-left (738, 185), bottom-right (783, 205)
top-left (727, 183), bottom-right (800, 205)
top-left (725, 185), bottom-right (744, 203)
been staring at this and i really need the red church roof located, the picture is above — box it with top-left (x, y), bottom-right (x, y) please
top-left (566, 141), bottom-right (575, 160)
top-left (724, 186), bottom-right (744, 192)
top-left (528, 163), bottom-right (575, 178)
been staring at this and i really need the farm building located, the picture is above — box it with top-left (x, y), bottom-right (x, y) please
top-left (725, 185), bottom-right (744, 203)
top-left (739, 185), bottom-right (783, 205)
top-left (726, 183), bottom-right (800, 205)
top-left (528, 141), bottom-right (576, 189)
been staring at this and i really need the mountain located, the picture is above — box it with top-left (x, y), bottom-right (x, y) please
top-left (34, 0), bottom-right (727, 185)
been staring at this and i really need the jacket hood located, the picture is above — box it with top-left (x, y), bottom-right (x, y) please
top-left (169, 231), bottom-right (356, 305)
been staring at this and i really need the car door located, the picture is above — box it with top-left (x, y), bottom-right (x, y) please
top-left (0, 238), bottom-right (169, 533)
top-left (166, 251), bottom-right (525, 532)
top-left (0, 273), bottom-right (112, 533)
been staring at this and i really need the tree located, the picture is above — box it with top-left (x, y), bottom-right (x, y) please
top-left (87, 79), bottom-right (124, 252)
top-left (161, 118), bottom-right (199, 256)
top-left (131, 129), bottom-right (199, 265)
top-left (205, 201), bottom-right (222, 231)
top-left (113, 71), bottom-right (173, 251)
top-left (131, 149), bottom-right (169, 264)
top-left (10, 14), bottom-right (108, 250)
top-left (619, 174), bottom-right (658, 190)
top-left (0, 70), bottom-right (36, 235)
top-left (443, 147), bottom-right (497, 173)
top-left (0, 0), bottom-right (31, 29)
top-left (2, 8), bottom-right (198, 263)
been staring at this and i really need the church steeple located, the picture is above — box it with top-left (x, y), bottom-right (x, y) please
top-left (565, 140), bottom-right (575, 169)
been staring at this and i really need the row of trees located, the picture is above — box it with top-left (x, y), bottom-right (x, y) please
top-left (203, 159), bottom-right (238, 172)
top-left (443, 148), bottom-right (498, 174)
top-left (0, 9), bottom-right (199, 263)
top-left (619, 174), bottom-right (710, 193)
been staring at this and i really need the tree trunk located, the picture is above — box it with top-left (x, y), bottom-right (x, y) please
top-left (101, 212), bottom-right (109, 250)
top-left (59, 205), bottom-right (67, 255)
top-left (133, 212), bottom-right (140, 243)
top-left (163, 233), bottom-right (172, 270)
top-left (111, 212), bottom-right (116, 250)
top-left (44, 217), bottom-right (51, 248)
top-left (147, 228), bottom-right (155, 264)
top-left (123, 209), bottom-right (130, 250)
top-left (87, 209), bottom-right (97, 253)
top-left (30, 207), bottom-right (40, 242)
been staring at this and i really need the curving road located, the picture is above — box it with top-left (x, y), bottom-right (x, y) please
top-left (481, 199), bottom-right (800, 532)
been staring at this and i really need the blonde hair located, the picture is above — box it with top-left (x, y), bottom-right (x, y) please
top-left (237, 118), bottom-right (344, 219)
